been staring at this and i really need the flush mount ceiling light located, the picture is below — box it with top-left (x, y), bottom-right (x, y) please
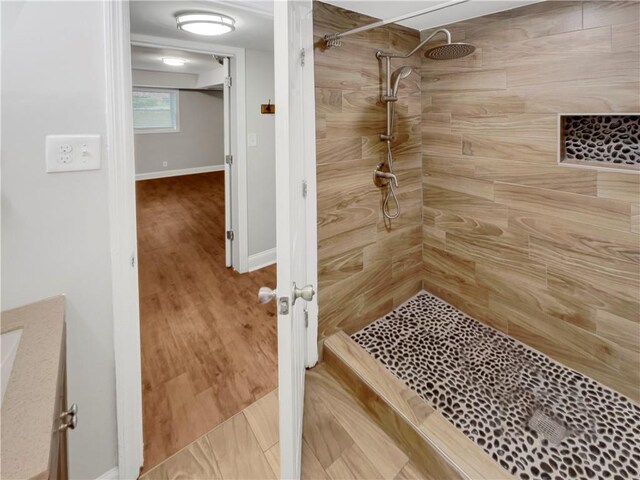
top-left (161, 57), bottom-right (187, 66)
top-left (175, 12), bottom-right (235, 36)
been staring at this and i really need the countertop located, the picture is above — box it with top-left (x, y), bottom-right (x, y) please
top-left (1, 296), bottom-right (66, 480)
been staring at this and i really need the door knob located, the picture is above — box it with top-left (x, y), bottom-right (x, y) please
top-left (59, 403), bottom-right (78, 419)
top-left (258, 287), bottom-right (277, 304)
top-left (58, 403), bottom-right (78, 431)
top-left (293, 283), bottom-right (315, 305)
top-left (59, 414), bottom-right (78, 431)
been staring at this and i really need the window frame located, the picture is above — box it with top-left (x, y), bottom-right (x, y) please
top-left (132, 87), bottom-right (180, 134)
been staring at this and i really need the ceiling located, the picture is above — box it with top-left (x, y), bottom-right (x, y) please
top-left (129, 1), bottom-right (274, 51)
top-left (130, 45), bottom-right (222, 75)
top-left (323, 0), bottom-right (543, 31)
top-left (129, 1), bottom-right (543, 51)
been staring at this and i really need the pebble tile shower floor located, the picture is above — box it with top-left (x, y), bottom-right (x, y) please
top-left (352, 292), bottom-right (640, 480)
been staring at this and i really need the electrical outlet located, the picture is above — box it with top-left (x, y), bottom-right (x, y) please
top-left (163, 161), bottom-right (168, 167)
top-left (46, 135), bottom-right (101, 172)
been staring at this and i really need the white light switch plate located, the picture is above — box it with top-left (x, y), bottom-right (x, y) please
top-left (46, 134), bottom-right (101, 173)
top-left (247, 133), bottom-right (257, 147)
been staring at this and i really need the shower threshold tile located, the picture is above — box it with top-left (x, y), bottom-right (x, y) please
top-left (352, 291), bottom-right (640, 480)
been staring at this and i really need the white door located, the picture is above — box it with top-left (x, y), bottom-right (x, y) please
top-left (223, 57), bottom-right (232, 268)
top-left (273, 0), bottom-right (318, 477)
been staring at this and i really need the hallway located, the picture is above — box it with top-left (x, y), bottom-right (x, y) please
top-left (136, 172), bottom-right (277, 471)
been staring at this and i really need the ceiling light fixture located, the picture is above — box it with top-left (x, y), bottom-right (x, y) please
top-left (175, 12), bottom-right (235, 36)
top-left (161, 57), bottom-right (187, 66)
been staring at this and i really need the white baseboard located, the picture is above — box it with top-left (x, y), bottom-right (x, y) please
top-left (96, 467), bottom-right (119, 480)
top-left (136, 164), bottom-right (224, 181)
top-left (248, 248), bottom-right (276, 272)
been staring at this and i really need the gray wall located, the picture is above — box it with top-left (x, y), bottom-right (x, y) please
top-left (134, 90), bottom-right (225, 175)
top-left (246, 49), bottom-right (276, 257)
top-left (134, 53), bottom-right (276, 259)
top-left (1, 2), bottom-right (118, 478)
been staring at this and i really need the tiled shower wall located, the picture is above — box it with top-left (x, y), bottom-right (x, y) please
top-left (313, 2), bottom-right (423, 341)
top-left (421, 1), bottom-right (640, 400)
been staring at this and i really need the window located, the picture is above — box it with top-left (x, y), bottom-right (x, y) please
top-left (132, 88), bottom-right (179, 133)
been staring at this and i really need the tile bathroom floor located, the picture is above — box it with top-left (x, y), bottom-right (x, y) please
top-left (140, 366), bottom-right (419, 480)
top-left (136, 172), bottom-right (278, 471)
top-left (353, 292), bottom-right (640, 480)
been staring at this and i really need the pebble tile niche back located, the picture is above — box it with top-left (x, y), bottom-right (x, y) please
top-left (559, 114), bottom-right (639, 172)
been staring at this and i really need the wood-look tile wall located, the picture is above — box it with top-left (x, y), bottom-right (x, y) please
top-left (313, 2), bottom-right (423, 342)
top-left (421, 1), bottom-right (640, 400)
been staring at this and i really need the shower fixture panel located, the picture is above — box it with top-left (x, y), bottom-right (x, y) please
top-left (374, 28), bottom-right (476, 220)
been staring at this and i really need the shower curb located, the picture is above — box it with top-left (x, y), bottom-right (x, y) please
top-left (324, 331), bottom-right (514, 480)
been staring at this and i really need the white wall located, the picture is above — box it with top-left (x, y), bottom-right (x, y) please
top-left (1, 7), bottom-right (276, 479)
top-left (131, 68), bottom-right (226, 91)
top-left (1, 1), bottom-right (118, 479)
top-left (196, 67), bottom-right (226, 89)
top-left (132, 68), bottom-right (198, 89)
top-left (245, 49), bottom-right (276, 257)
top-left (134, 89), bottom-right (225, 175)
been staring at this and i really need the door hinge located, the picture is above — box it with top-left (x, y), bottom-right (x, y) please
top-left (224, 76), bottom-right (232, 87)
top-left (302, 180), bottom-right (308, 198)
top-left (225, 154), bottom-right (233, 165)
top-left (300, 48), bottom-right (306, 66)
top-left (130, 255), bottom-right (136, 268)
top-left (226, 230), bottom-right (234, 241)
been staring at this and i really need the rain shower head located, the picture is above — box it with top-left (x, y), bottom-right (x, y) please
top-left (377, 28), bottom-right (476, 61)
top-left (391, 66), bottom-right (412, 96)
top-left (424, 42), bottom-right (476, 60)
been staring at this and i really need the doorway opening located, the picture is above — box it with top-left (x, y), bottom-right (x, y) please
top-left (128, 5), bottom-right (278, 472)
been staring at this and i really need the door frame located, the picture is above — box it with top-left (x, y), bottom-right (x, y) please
top-left (129, 33), bottom-right (249, 273)
top-left (274, 1), bottom-right (319, 475)
top-left (222, 57), bottom-right (233, 268)
top-left (105, 1), bottom-right (251, 476)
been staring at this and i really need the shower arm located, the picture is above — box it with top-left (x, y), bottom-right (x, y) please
top-left (376, 28), bottom-right (452, 59)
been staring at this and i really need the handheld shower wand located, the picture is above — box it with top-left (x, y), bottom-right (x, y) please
top-left (391, 66), bottom-right (412, 96)
top-left (388, 66), bottom-right (412, 138)
top-left (375, 65), bottom-right (412, 219)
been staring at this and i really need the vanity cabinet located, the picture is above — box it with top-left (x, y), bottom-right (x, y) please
top-left (0, 296), bottom-right (71, 480)
top-left (49, 331), bottom-right (71, 480)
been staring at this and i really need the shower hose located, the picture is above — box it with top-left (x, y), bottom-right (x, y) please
top-left (383, 141), bottom-right (401, 219)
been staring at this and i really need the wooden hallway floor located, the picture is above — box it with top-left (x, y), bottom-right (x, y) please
top-left (140, 366), bottom-right (422, 480)
top-left (136, 172), bottom-right (277, 472)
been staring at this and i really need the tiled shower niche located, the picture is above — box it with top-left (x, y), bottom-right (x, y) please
top-left (559, 114), bottom-right (640, 171)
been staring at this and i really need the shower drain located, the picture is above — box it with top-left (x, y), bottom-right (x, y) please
top-left (528, 410), bottom-right (567, 445)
